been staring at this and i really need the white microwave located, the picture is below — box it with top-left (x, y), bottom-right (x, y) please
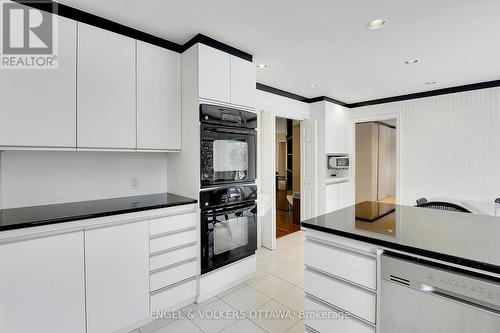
top-left (328, 156), bottom-right (350, 169)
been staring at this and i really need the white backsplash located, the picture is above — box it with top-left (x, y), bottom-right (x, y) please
top-left (0, 151), bottom-right (168, 209)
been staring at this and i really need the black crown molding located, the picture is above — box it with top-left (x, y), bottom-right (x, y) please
top-left (347, 79), bottom-right (500, 108)
top-left (256, 83), bottom-right (310, 103)
top-left (14, 0), bottom-right (252, 61)
top-left (257, 79), bottom-right (500, 109)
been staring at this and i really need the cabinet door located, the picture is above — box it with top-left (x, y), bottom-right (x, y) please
top-left (230, 56), bottom-right (256, 108)
top-left (325, 183), bottom-right (339, 213)
top-left (85, 221), bottom-right (149, 333)
top-left (198, 44), bottom-right (231, 103)
top-left (0, 15), bottom-right (77, 148)
top-left (338, 181), bottom-right (354, 209)
top-left (0, 232), bottom-right (86, 333)
top-left (77, 23), bottom-right (136, 149)
top-left (137, 42), bottom-right (181, 150)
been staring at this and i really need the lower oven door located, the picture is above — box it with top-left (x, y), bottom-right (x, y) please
top-left (201, 202), bottom-right (257, 274)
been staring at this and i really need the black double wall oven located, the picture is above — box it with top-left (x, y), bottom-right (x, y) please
top-left (200, 104), bottom-right (258, 274)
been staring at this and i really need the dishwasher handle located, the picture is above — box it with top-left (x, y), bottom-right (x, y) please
top-left (419, 283), bottom-right (500, 316)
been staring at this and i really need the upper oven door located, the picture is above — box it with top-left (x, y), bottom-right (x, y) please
top-left (201, 125), bottom-right (257, 188)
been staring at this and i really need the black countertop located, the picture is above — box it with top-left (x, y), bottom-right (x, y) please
top-left (301, 201), bottom-right (500, 275)
top-left (0, 193), bottom-right (197, 232)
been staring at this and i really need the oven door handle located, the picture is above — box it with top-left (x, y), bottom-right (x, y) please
top-left (203, 126), bottom-right (256, 136)
top-left (203, 204), bottom-right (256, 217)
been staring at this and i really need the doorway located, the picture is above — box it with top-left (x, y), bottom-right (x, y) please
top-left (355, 120), bottom-right (397, 204)
top-left (275, 117), bottom-right (301, 238)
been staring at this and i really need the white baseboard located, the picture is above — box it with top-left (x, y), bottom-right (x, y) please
top-left (197, 255), bottom-right (256, 303)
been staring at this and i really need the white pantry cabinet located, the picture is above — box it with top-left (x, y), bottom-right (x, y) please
top-left (85, 221), bottom-right (149, 333)
top-left (77, 23), bottom-right (136, 149)
top-left (0, 15), bottom-right (77, 148)
top-left (198, 44), bottom-right (255, 108)
top-left (137, 41), bottom-right (181, 150)
top-left (0, 232), bottom-right (86, 333)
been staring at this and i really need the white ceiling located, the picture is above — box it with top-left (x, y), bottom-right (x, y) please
top-left (58, 0), bottom-right (500, 103)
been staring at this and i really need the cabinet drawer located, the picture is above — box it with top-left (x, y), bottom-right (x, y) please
top-left (305, 269), bottom-right (376, 324)
top-left (305, 240), bottom-right (376, 290)
top-left (150, 229), bottom-right (197, 254)
top-left (150, 212), bottom-right (196, 236)
top-left (304, 297), bottom-right (375, 333)
top-left (151, 278), bottom-right (197, 312)
top-left (150, 245), bottom-right (197, 271)
top-left (150, 260), bottom-right (197, 292)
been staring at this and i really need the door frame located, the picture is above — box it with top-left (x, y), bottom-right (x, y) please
top-left (259, 112), bottom-right (307, 250)
top-left (352, 114), bottom-right (401, 204)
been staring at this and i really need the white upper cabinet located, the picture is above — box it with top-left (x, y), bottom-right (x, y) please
top-left (0, 15), bottom-right (77, 148)
top-left (230, 55), bottom-right (256, 108)
top-left (325, 104), bottom-right (350, 153)
top-left (0, 232), bottom-right (86, 333)
top-left (137, 42), bottom-right (181, 150)
top-left (198, 44), bottom-right (231, 104)
top-left (198, 44), bottom-right (256, 108)
top-left (85, 221), bottom-right (149, 333)
top-left (77, 23), bottom-right (136, 149)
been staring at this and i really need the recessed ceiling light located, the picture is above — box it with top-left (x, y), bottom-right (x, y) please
top-left (405, 59), bottom-right (419, 64)
top-left (367, 19), bottom-right (386, 30)
top-left (256, 64), bottom-right (268, 70)
top-left (425, 81), bottom-right (438, 85)
top-left (309, 84), bottom-right (319, 89)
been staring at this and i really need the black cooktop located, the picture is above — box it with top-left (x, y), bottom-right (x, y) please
top-left (302, 201), bottom-right (500, 275)
top-left (0, 193), bottom-right (197, 232)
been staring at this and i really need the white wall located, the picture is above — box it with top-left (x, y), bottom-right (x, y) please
top-left (0, 151), bottom-right (168, 209)
top-left (349, 86), bottom-right (500, 205)
top-left (257, 90), bottom-right (309, 120)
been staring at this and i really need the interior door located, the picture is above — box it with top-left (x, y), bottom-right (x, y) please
top-left (259, 110), bottom-right (276, 250)
top-left (301, 120), bottom-right (318, 221)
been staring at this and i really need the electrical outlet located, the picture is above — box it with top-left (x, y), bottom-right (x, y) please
top-left (131, 177), bottom-right (139, 190)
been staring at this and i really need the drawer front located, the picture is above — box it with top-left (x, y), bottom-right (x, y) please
top-left (305, 269), bottom-right (376, 324)
top-left (150, 245), bottom-right (197, 271)
top-left (151, 278), bottom-right (197, 312)
top-left (304, 297), bottom-right (375, 333)
top-left (150, 212), bottom-right (196, 236)
top-left (150, 229), bottom-right (197, 254)
top-left (305, 240), bottom-right (376, 290)
top-left (150, 260), bottom-right (197, 292)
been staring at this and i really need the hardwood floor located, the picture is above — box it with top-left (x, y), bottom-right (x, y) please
top-left (276, 208), bottom-right (300, 238)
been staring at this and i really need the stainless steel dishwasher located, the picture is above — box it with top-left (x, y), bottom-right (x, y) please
top-left (381, 253), bottom-right (500, 332)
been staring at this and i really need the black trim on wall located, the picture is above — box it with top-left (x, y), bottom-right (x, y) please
top-left (307, 96), bottom-right (350, 107)
top-left (347, 79), bottom-right (500, 108)
top-left (182, 34), bottom-right (253, 62)
top-left (256, 83), bottom-right (310, 103)
top-left (13, 0), bottom-right (252, 61)
top-left (257, 79), bottom-right (500, 109)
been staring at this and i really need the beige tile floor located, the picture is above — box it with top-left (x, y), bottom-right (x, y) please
top-left (135, 230), bottom-right (306, 333)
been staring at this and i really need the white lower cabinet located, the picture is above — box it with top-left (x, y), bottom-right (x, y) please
top-left (151, 278), bottom-right (197, 313)
top-left (304, 297), bottom-right (375, 333)
top-left (148, 209), bottom-right (198, 311)
top-left (85, 221), bottom-right (149, 333)
top-left (304, 232), bottom-right (378, 332)
top-left (0, 232), bottom-right (86, 333)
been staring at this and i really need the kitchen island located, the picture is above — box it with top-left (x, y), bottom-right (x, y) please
top-left (301, 201), bottom-right (500, 333)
